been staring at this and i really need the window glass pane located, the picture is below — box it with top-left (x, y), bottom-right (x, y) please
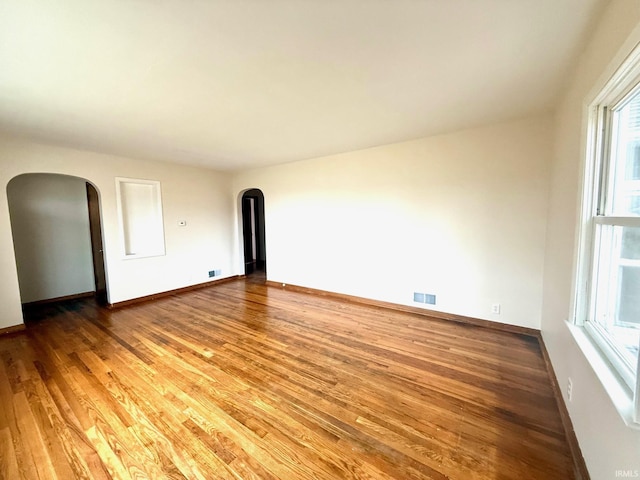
top-left (619, 266), bottom-right (640, 326)
top-left (593, 225), bottom-right (640, 372)
top-left (626, 143), bottom-right (640, 180)
top-left (622, 227), bottom-right (640, 259)
top-left (612, 93), bottom-right (640, 216)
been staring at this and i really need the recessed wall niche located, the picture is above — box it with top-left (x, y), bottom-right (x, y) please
top-left (115, 177), bottom-right (166, 259)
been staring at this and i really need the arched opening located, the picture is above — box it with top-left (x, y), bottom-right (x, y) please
top-left (241, 189), bottom-right (266, 277)
top-left (6, 173), bottom-right (108, 308)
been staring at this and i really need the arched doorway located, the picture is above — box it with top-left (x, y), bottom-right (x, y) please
top-left (6, 173), bottom-right (108, 307)
top-left (241, 189), bottom-right (266, 276)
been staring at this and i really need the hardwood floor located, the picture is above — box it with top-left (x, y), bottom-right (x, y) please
top-left (1, 277), bottom-right (575, 479)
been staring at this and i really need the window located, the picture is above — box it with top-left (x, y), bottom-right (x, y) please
top-left (578, 46), bottom-right (640, 426)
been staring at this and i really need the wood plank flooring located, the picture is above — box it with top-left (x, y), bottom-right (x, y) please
top-left (0, 277), bottom-right (575, 479)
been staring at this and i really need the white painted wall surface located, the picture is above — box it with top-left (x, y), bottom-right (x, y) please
top-left (542, 1), bottom-right (640, 478)
top-left (233, 115), bottom-right (552, 329)
top-left (0, 136), bottom-right (236, 329)
top-left (7, 174), bottom-right (94, 303)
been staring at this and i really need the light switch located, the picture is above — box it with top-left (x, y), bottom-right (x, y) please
top-left (178, 220), bottom-right (187, 226)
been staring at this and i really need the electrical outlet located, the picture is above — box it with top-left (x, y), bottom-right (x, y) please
top-left (208, 270), bottom-right (216, 278)
top-left (491, 303), bottom-right (501, 314)
top-left (567, 377), bottom-right (573, 402)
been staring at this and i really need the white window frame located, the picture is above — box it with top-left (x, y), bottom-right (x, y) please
top-left (575, 42), bottom-right (640, 428)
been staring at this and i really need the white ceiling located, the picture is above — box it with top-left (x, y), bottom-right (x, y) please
top-left (0, 0), bottom-right (605, 171)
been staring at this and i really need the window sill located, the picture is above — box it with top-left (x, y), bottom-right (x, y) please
top-left (566, 321), bottom-right (640, 430)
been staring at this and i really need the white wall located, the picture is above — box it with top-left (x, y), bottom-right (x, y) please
top-left (7, 173), bottom-right (94, 303)
top-left (542, 1), bottom-right (640, 478)
top-left (0, 135), bottom-right (237, 329)
top-left (233, 115), bottom-right (552, 329)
